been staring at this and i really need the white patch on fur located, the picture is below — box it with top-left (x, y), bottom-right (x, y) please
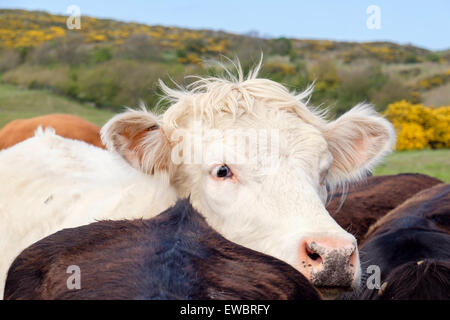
top-left (0, 134), bottom-right (177, 299)
top-left (33, 125), bottom-right (56, 137)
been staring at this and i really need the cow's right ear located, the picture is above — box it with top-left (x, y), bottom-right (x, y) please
top-left (101, 110), bottom-right (172, 175)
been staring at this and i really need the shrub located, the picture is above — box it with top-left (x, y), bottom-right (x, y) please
top-left (333, 63), bottom-right (396, 115)
top-left (2, 65), bottom-right (70, 91)
top-left (28, 41), bottom-right (56, 65)
top-left (395, 122), bottom-right (430, 150)
top-left (414, 70), bottom-right (450, 91)
top-left (403, 53), bottom-right (419, 64)
top-left (92, 47), bottom-right (113, 63)
top-left (115, 34), bottom-right (163, 61)
top-left (384, 100), bottom-right (450, 150)
top-left (263, 61), bottom-right (296, 82)
top-left (310, 59), bottom-right (339, 89)
top-left (432, 106), bottom-right (450, 148)
top-left (270, 38), bottom-right (292, 56)
top-left (53, 34), bottom-right (89, 65)
top-left (76, 60), bottom-right (167, 109)
top-left (369, 77), bottom-right (411, 111)
top-left (425, 53), bottom-right (440, 63)
top-left (0, 49), bottom-right (20, 72)
top-left (28, 35), bottom-right (93, 66)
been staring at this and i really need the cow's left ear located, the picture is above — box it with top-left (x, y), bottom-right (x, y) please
top-left (324, 104), bottom-right (396, 186)
top-left (101, 110), bottom-right (172, 175)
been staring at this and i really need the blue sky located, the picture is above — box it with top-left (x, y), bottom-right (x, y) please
top-left (1, 0), bottom-right (449, 50)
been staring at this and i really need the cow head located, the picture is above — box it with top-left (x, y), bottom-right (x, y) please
top-left (101, 62), bottom-right (395, 293)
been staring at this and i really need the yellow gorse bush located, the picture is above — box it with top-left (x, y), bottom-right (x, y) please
top-left (0, 10), bottom-right (216, 50)
top-left (433, 106), bottom-right (450, 149)
top-left (384, 100), bottom-right (450, 150)
top-left (414, 70), bottom-right (450, 91)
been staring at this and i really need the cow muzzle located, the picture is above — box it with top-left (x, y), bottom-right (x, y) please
top-left (298, 236), bottom-right (360, 296)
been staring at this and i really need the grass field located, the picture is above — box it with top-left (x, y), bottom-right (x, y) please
top-left (0, 83), bottom-right (115, 128)
top-left (374, 149), bottom-right (450, 182)
top-left (0, 83), bottom-right (448, 182)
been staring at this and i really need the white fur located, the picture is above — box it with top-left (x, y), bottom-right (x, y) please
top-left (1, 62), bottom-right (395, 298)
top-left (100, 63), bottom-right (395, 289)
top-left (0, 130), bottom-right (177, 298)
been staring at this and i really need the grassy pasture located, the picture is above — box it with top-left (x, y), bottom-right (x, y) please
top-left (374, 149), bottom-right (450, 182)
top-left (0, 83), bottom-right (115, 128)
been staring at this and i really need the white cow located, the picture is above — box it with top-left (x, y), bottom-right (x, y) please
top-left (0, 128), bottom-right (177, 299)
top-left (0, 62), bottom-right (395, 298)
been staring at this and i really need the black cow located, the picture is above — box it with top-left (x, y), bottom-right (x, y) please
top-left (327, 173), bottom-right (442, 244)
top-left (375, 259), bottom-right (450, 300)
top-left (346, 183), bottom-right (450, 300)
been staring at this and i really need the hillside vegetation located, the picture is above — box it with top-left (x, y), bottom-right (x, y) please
top-left (0, 9), bottom-right (449, 116)
top-left (0, 10), bottom-right (448, 181)
top-left (0, 82), bottom-right (448, 182)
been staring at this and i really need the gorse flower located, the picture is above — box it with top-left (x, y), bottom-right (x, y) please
top-left (384, 100), bottom-right (450, 150)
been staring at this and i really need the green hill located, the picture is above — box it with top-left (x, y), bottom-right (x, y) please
top-left (0, 9), bottom-right (448, 182)
top-left (0, 9), bottom-right (449, 115)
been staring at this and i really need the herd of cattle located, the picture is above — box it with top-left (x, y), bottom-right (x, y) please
top-left (0, 69), bottom-right (448, 300)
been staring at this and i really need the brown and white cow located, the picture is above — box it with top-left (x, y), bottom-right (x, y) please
top-left (0, 62), bottom-right (395, 298)
top-left (0, 114), bottom-right (104, 150)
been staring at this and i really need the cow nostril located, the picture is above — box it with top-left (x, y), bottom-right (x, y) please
top-left (305, 244), bottom-right (322, 262)
top-left (308, 252), bottom-right (321, 261)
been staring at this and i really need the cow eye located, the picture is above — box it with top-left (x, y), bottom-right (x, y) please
top-left (212, 165), bottom-right (233, 179)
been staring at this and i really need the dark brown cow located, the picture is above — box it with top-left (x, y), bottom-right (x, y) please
top-left (0, 114), bottom-right (104, 150)
top-left (327, 174), bottom-right (442, 244)
top-left (4, 199), bottom-right (321, 300)
top-left (346, 183), bottom-right (450, 300)
top-left (375, 259), bottom-right (450, 300)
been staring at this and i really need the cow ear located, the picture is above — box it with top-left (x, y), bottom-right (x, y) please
top-left (101, 110), bottom-right (172, 175)
top-left (324, 104), bottom-right (396, 186)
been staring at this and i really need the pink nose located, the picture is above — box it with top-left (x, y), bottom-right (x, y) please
top-left (298, 237), bottom-right (358, 288)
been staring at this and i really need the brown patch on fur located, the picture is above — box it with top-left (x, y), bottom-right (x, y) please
top-left (124, 129), bottom-right (149, 163)
top-left (102, 112), bottom-right (173, 175)
top-left (0, 114), bottom-right (104, 149)
top-left (327, 174), bottom-right (442, 244)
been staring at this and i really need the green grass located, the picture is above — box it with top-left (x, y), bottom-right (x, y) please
top-left (0, 83), bottom-right (115, 128)
top-left (374, 149), bottom-right (450, 182)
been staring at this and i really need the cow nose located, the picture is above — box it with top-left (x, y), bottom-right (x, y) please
top-left (298, 237), bottom-right (358, 289)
